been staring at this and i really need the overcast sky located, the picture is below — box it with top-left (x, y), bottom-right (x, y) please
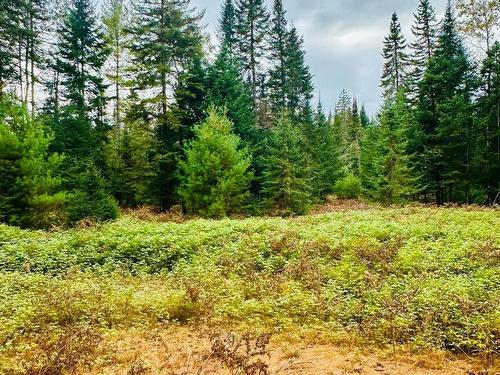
top-left (190, 0), bottom-right (449, 116)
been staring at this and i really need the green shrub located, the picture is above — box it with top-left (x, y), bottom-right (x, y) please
top-left (65, 163), bottom-right (119, 224)
top-left (334, 174), bottom-right (362, 199)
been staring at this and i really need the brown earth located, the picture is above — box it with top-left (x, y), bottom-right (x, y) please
top-left (87, 328), bottom-right (498, 375)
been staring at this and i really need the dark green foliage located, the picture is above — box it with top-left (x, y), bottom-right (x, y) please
top-left (127, 0), bottom-right (204, 210)
top-left (334, 174), bottom-right (362, 199)
top-left (416, 5), bottom-right (475, 204)
top-left (235, 0), bottom-right (269, 107)
top-left (409, 0), bottom-right (438, 100)
top-left (381, 12), bottom-right (409, 100)
top-left (66, 162), bottom-right (118, 223)
top-left (178, 108), bottom-right (253, 217)
top-left (219, 0), bottom-right (237, 53)
top-left (474, 42), bottom-right (500, 204)
top-left (0, 97), bottom-right (65, 228)
top-left (260, 114), bottom-right (314, 215)
top-left (308, 101), bottom-right (342, 198)
top-left (205, 48), bottom-right (258, 145)
top-left (268, 0), bottom-right (288, 112)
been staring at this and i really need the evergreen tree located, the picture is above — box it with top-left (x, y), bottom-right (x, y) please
top-left (381, 12), bottom-right (408, 100)
top-left (260, 113), bottom-right (314, 215)
top-left (360, 104), bottom-right (370, 128)
top-left (103, 0), bottom-right (128, 130)
top-left (309, 101), bottom-right (341, 198)
top-left (174, 54), bottom-right (207, 144)
top-left (127, 0), bottom-right (203, 210)
top-left (409, 0), bottom-right (438, 100)
top-left (206, 48), bottom-right (258, 145)
top-left (219, 0), bottom-right (237, 53)
top-left (474, 41), bottom-right (500, 203)
top-left (376, 90), bottom-right (415, 204)
top-left (334, 90), bottom-right (362, 176)
top-left (178, 107), bottom-right (253, 217)
top-left (267, 0), bottom-right (288, 112)
top-left (53, 0), bottom-right (110, 166)
top-left (0, 0), bottom-right (19, 94)
top-left (235, 0), bottom-right (269, 108)
top-left (417, 4), bottom-right (475, 204)
top-left (0, 96), bottom-right (65, 228)
top-left (285, 26), bottom-right (314, 124)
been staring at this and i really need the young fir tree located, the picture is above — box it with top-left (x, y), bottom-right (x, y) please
top-left (309, 101), bottom-right (341, 198)
top-left (376, 90), bottom-right (415, 204)
top-left (127, 0), bottom-right (203, 210)
top-left (260, 113), bottom-right (314, 215)
top-left (267, 0), bottom-right (288, 112)
top-left (102, 0), bottom-right (129, 130)
top-left (235, 0), bottom-right (269, 108)
top-left (409, 0), bottom-right (438, 100)
top-left (381, 12), bottom-right (408, 100)
top-left (205, 48), bottom-right (258, 145)
top-left (0, 96), bottom-right (65, 228)
top-left (219, 0), bottom-right (237, 53)
top-left (178, 107), bottom-right (253, 218)
top-left (417, 4), bottom-right (475, 204)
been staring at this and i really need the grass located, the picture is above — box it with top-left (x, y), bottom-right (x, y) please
top-left (0, 206), bottom-right (498, 373)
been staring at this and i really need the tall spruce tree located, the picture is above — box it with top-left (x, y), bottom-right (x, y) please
top-left (268, 0), bottom-right (288, 112)
top-left (409, 0), bottom-right (438, 100)
top-left (235, 0), bottom-right (269, 108)
top-left (417, 3), bottom-right (475, 204)
top-left (219, 0), bottom-right (237, 53)
top-left (381, 12), bottom-right (408, 100)
top-left (127, 0), bottom-right (203, 210)
top-left (285, 25), bottom-right (314, 124)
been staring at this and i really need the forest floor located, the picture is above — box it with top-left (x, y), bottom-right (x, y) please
top-left (1, 204), bottom-right (498, 374)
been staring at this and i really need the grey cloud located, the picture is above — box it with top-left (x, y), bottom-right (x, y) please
top-left (191, 0), bottom-right (449, 116)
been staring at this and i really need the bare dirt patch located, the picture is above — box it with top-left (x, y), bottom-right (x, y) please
top-left (87, 328), bottom-right (497, 375)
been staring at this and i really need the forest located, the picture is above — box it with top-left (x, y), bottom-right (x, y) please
top-left (0, 0), bottom-right (498, 228)
top-left (0, 0), bottom-right (499, 373)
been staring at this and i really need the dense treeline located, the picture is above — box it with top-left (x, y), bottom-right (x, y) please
top-left (0, 0), bottom-right (498, 227)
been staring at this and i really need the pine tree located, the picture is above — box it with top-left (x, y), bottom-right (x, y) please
top-left (409, 0), bottom-right (438, 100)
top-left (178, 107), bottom-right (253, 217)
top-left (381, 12), bottom-right (408, 100)
top-left (260, 113), bottom-right (314, 214)
top-left (174, 54), bottom-right (207, 144)
top-left (474, 41), bottom-right (500, 203)
top-left (309, 101), bottom-right (341, 198)
top-left (376, 90), bottom-right (415, 204)
top-left (285, 26), bottom-right (314, 124)
top-left (206, 48), bottom-right (258, 145)
top-left (334, 90), bottom-right (362, 176)
top-left (0, 95), bottom-right (66, 228)
top-left (127, 0), bottom-right (203, 210)
top-left (235, 0), bottom-right (269, 108)
top-left (0, 0), bottom-right (19, 94)
top-left (53, 0), bottom-right (110, 165)
top-left (360, 104), bottom-right (370, 128)
top-left (267, 0), bottom-right (288, 112)
top-left (103, 0), bottom-right (128, 130)
top-left (219, 0), bottom-right (237, 53)
top-left (417, 4), bottom-right (475, 204)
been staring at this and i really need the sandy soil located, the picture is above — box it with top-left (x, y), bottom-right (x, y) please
top-left (88, 328), bottom-right (498, 375)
